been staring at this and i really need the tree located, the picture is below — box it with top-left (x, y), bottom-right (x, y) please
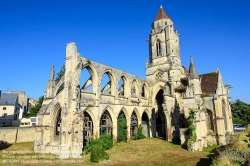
top-left (24, 96), bottom-right (44, 118)
top-left (117, 113), bottom-right (127, 142)
top-left (55, 65), bottom-right (65, 84)
top-left (55, 65), bottom-right (65, 94)
top-left (231, 99), bottom-right (250, 124)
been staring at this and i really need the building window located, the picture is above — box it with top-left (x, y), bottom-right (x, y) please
top-left (3, 107), bottom-right (6, 110)
top-left (2, 113), bottom-right (7, 118)
top-left (14, 114), bottom-right (17, 120)
top-left (206, 110), bottom-right (214, 131)
top-left (156, 40), bottom-right (162, 56)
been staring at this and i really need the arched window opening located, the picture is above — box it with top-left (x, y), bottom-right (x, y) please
top-left (141, 84), bottom-right (147, 98)
top-left (80, 68), bottom-right (93, 91)
top-left (206, 110), bottom-right (214, 131)
top-left (83, 112), bottom-right (93, 146)
top-left (222, 100), bottom-right (228, 131)
top-left (100, 110), bottom-right (113, 137)
top-left (118, 77), bottom-right (125, 96)
top-left (179, 113), bottom-right (187, 128)
top-left (130, 111), bottom-right (138, 137)
top-left (131, 80), bottom-right (137, 97)
top-left (142, 112), bottom-right (150, 137)
top-left (156, 40), bottom-right (162, 57)
top-left (100, 73), bottom-right (112, 95)
top-left (55, 108), bottom-right (62, 139)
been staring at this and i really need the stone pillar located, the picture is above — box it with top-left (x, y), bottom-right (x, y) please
top-left (126, 119), bottom-right (131, 141)
top-left (166, 124), bottom-right (172, 141)
top-left (214, 98), bottom-right (226, 145)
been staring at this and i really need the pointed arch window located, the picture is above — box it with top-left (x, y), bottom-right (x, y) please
top-left (100, 110), bottom-right (113, 136)
top-left (130, 112), bottom-right (138, 137)
top-left (55, 109), bottom-right (61, 136)
top-left (206, 110), bottom-right (214, 131)
top-left (156, 40), bottom-right (162, 57)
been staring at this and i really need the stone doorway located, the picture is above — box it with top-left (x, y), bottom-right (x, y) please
top-left (155, 89), bottom-right (166, 139)
top-left (142, 112), bottom-right (150, 137)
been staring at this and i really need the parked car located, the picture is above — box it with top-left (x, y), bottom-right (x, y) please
top-left (234, 125), bottom-right (246, 132)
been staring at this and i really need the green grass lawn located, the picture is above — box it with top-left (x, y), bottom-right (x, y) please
top-left (0, 138), bottom-right (215, 166)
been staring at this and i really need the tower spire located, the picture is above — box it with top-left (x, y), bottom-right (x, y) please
top-left (154, 5), bottom-right (170, 21)
top-left (50, 65), bottom-right (54, 80)
top-left (189, 56), bottom-right (199, 79)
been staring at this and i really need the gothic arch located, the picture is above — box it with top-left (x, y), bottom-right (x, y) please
top-left (131, 78), bottom-right (140, 97)
top-left (142, 110), bottom-right (150, 137)
top-left (117, 109), bottom-right (127, 142)
top-left (100, 69), bottom-right (116, 96)
top-left (141, 82), bottom-right (149, 98)
top-left (83, 111), bottom-right (94, 145)
top-left (155, 39), bottom-right (162, 56)
top-left (100, 109), bottom-right (113, 137)
top-left (132, 108), bottom-right (141, 121)
top-left (118, 74), bottom-right (129, 97)
top-left (151, 82), bottom-right (166, 105)
top-left (155, 89), bottom-right (166, 139)
top-left (83, 108), bottom-right (97, 126)
top-left (206, 109), bottom-right (214, 132)
top-left (51, 103), bottom-right (62, 140)
top-left (130, 110), bottom-right (139, 137)
top-left (119, 107), bottom-right (129, 121)
top-left (81, 64), bottom-right (98, 92)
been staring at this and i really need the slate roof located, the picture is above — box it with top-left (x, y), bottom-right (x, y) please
top-left (0, 93), bottom-right (18, 105)
top-left (154, 5), bottom-right (170, 21)
top-left (182, 65), bottom-right (189, 75)
top-left (199, 72), bottom-right (218, 94)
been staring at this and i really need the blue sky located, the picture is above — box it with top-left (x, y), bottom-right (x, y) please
top-left (0, 0), bottom-right (250, 103)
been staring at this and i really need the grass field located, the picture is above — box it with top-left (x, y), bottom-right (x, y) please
top-left (0, 138), bottom-right (216, 166)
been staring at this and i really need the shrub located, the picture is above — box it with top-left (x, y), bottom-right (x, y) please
top-left (135, 124), bottom-right (146, 140)
top-left (83, 134), bottom-right (113, 154)
top-left (186, 108), bottom-right (197, 149)
top-left (211, 149), bottom-right (249, 166)
top-left (90, 144), bottom-right (109, 163)
top-left (246, 125), bottom-right (250, 135)
top-left (100, 134), bottom-right (113, 150)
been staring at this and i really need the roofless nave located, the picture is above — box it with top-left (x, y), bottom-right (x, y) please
top-left (35, 6), bottom-right (233, 158)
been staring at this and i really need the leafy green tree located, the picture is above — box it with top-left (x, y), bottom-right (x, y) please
top-left (55, 65), bottom-right (65, 84)
top-left (231, 99), bottom-right (250, 124)
top-left (55, 65), bottom-right (65, 94)
top-left (117, 113), bottom-right (127, 142)
top-left (24, 96), bottom-right (44, 118)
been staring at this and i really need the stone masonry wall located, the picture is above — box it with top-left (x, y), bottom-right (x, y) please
top-left (0, 127), bottom-right (36, 143)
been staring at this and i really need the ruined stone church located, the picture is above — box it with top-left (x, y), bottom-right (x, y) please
top-left (35, 6), bottom-right (233, 158)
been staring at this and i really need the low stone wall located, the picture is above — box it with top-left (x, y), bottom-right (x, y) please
top-left (0, 127), bottom-right (36, 143)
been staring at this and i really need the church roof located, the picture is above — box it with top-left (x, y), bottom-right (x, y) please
top-left (199, 72), bottom-right (218, 94)
top-left (154, 5), bottom-right (170, 21)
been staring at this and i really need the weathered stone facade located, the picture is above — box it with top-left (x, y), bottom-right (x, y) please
top-left (35, 6), bottom-right (233, 158)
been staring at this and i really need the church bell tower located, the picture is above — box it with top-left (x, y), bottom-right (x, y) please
top-left (146, 5), bottom-right (182, 90)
